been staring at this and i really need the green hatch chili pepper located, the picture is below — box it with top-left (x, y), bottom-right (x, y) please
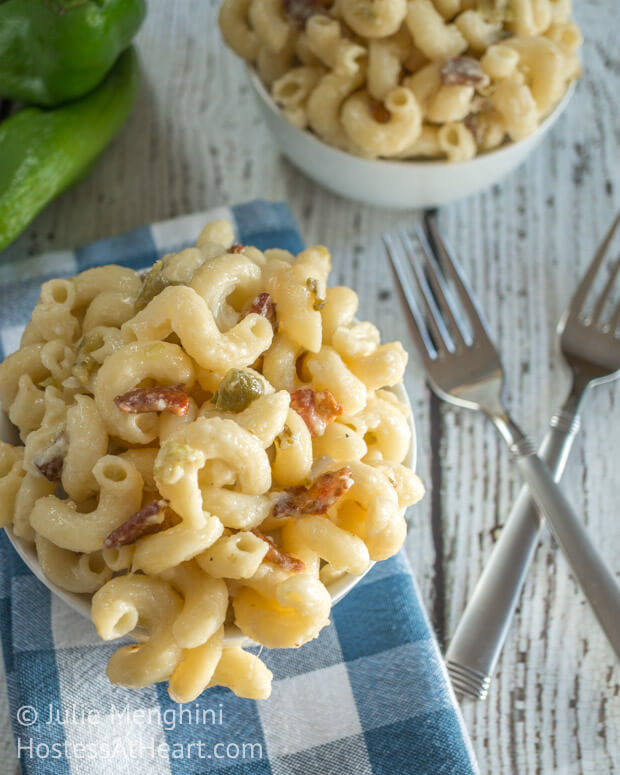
top-left (0, 0), bottom-right (146, 106)
top-left (135, 258), bottom-right (171, 313)
top-left (214, 369), bottom-right (265, 413)
top-left (134, 256), bottom-right (188, 313)
top-left (0, 47), bottom-right (140, 253)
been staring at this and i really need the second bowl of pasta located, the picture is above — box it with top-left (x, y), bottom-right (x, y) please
top-left (249, 70), bottom-right (574, 208)
top-left (219, 0), bottom-right (581, 207)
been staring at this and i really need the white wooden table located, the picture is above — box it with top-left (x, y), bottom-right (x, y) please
top-left (1, 1), bottom-right (618, 773)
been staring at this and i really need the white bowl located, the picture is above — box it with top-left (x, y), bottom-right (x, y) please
top-left (249, 69), bottom-right (575, 209)
top-left (2, 383), bottom-right (416, 646)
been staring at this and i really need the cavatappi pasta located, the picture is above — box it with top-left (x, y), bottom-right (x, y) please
top-left (219, 0), bottom-right (582, 161)
top-left (0, 219), bottom-right (424, 701)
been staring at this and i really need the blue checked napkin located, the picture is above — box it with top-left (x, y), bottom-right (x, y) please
top-left (0, 201), bottom-right (478, 775)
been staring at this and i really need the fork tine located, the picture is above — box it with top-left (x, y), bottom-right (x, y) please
top-left (415, 225), bottom-right (469, 350)
top-left (591, 252), bottom-right (620, 327)
top-left (568, 212), bottom-right (620, 316)
top-left (422, 210), bottom-right (494, 344)
top-left (399, 231), bottom-right (455, 353)
top-left (383, 233), bottom-right (437, 362)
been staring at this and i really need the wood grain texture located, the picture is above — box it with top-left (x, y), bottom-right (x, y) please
top-left (0, 1), bottom-right (618, 773)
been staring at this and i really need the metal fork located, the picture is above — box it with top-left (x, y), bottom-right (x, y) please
top-left (443, 213), bottom-right (620, 699)
top-left (383, 211), bottom-right (620, 665)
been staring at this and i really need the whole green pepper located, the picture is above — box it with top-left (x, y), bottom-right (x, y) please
top-left (0, 0), bottom-right (146, 106)
top-left (0, 47), bottom-right (139, 253)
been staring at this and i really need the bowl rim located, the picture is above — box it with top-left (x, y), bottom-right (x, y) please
top-left (2, 381), bottom-right (416, 647)
top-left (248, 66), bottom-right (576, 170)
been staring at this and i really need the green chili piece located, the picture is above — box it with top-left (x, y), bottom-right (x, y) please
top-left (306, 278), bottom-right (326, 311)
top-left (214, 369), bottom-right (264, 413)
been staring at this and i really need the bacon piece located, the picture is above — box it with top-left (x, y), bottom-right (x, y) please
top-left (470, 94), bottom-right (492, 113)
top-left (369, 98), bottom-right (391, 124)
top-left (34, 430), bottom-right (68, 482)
top-left (440, 57), bottom-right (490, 88)
top-left (103, 499), bottom-right (170, 549)
top-left (228, 243), bottom-right (245, 253)
top-left (290, 388), bottom-right (343, 437)
top-left (464, 99), bottom-right (497, 145)
top-left (247, 292), bottom-right (277, 330)
top-left (36, 456), bottom-right (63, 482)
top-left (251, 529), bottom-right (305, 573)
top-left (114, 385), bottom-right (190, 416)
top-left (464, 112), bottom-right (481, 143)
top-left (282, 0), bottom-right (327, 28)
top-left (273, 466), bottom-right (354, 518)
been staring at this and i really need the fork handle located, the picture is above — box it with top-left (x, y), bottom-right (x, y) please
top-left (514, 442), bottom-right (620, 658)
top-left (445, 410), bottom-right (581, 697)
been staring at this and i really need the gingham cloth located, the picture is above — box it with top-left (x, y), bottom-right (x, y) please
top-left (0, 200), bottom-right (478, 775)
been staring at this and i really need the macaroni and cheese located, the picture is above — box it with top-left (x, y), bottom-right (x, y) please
top-left (219, 0), bottom-right (582, 160)
top-left (0, 219), bottom-right (424, 701)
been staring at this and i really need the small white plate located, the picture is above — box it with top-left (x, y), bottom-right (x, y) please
top-left (2, 383), bottom-right (416, 646)
top-left (249, 69), bottom-right (575, 209)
